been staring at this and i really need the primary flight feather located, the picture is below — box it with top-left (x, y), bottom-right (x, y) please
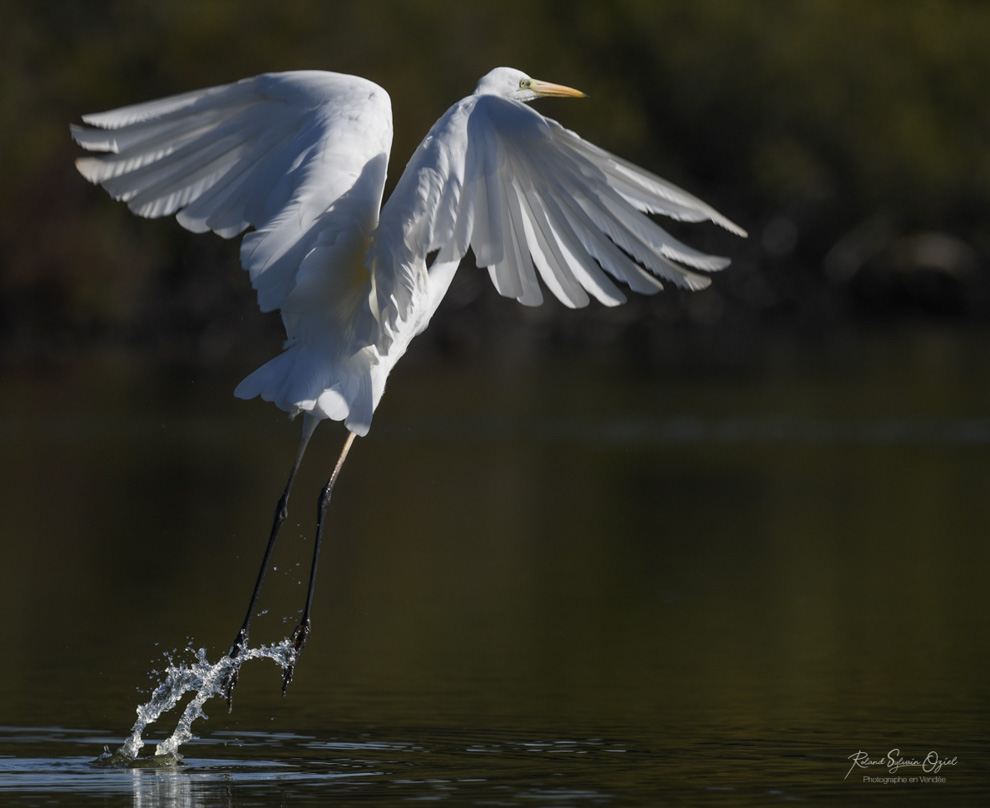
top-left (72, 67), bottom-right (745, 695)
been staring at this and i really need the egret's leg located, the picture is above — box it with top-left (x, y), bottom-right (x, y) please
top-left (282, 430), bottom-right (357, 694)
top-left (224, 414), bottom-right (320, 707)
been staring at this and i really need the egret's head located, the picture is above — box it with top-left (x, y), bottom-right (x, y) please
top-left (474, 67), bottom-right (586, 102)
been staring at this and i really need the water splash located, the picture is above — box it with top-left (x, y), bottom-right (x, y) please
top-left (94, 640), bottom-right (296, 767)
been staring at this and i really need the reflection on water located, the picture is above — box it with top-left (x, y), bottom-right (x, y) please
top-left (2, 727), bottom-right (645, 807)
top-left (0, 722), bottom-right (985, 806)
top-left (1, 327), bottom-right (990, 804)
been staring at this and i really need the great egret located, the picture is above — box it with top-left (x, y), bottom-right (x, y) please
top-left (71, 66), bottom-right (745, 699)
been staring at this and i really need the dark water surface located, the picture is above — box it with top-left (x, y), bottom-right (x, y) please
top-left (1, 327), bottom-right (989, 805)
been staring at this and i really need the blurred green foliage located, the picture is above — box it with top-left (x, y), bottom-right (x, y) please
top-left (2, 0), bottom-right (988, 369)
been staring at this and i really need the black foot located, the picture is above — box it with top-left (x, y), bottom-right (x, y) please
top-left (282, 618), bottom-right (311, 695)
top-left (222, 630), bottom-right (249, 711)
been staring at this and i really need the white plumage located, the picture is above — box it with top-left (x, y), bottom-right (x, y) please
top-left (72, 67), bottom-right (745, 437)
top-left (72, 66), bottom-right (747, 695)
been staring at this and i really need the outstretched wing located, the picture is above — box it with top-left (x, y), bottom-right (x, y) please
top-left (373, 93), bottom-right (745, 343)
top-left (71, 71), bottom-right (393, 315)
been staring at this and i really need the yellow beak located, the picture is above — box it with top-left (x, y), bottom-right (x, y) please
top-left (529, 79), bottom-right (587, 99)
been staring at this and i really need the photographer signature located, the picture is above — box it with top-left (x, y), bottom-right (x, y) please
top-left (845, 749), bottom-right (958, 780)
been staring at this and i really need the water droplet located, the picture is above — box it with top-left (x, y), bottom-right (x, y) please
top-left (96, 639), bottom-right (298, 765)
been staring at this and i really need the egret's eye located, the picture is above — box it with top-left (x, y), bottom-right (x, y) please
top-left (519, 78), bottom-right (532, 90)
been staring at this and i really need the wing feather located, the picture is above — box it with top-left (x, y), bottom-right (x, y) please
top-left (374, 91), bottom-right (743, 334)
top-left (72, 71), bottom-right (393, 314)
top-left (539, 192), bottom-right (628, 306)
top-left (490, 174), bottom-right (542, 304)
top-left (518, 182), bottom-right (589, 308)
top-left (544, 190), bottom-right (657, 297)
top-left (73, 71), bottom-right (395, 435)
top-left (561, 131), bottom-right (748, 236)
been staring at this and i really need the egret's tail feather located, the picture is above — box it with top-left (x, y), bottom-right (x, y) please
top-left (235, 346), bottom-right (375, 436)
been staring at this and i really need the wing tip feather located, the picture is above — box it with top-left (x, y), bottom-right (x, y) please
top-left (717, 216), bottom-right (748, 239)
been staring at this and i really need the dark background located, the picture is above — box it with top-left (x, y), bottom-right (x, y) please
top-left (2, 4), bottom-right (990, 801)
top-left (3, 0), bottom-right (988, 375)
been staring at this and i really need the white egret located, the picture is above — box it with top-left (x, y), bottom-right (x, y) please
top-left (71, 67), bottom-right (745, 699)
